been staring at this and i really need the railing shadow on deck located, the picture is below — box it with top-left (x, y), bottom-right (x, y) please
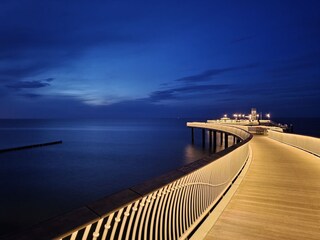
top-left (5, 123), bottom-right (252, 240)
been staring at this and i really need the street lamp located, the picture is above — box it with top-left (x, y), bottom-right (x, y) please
top-left (266, 113), bottom-right (271, 119)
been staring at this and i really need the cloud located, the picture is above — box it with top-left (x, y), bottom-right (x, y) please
top-left (19, 93), bottom-right (43, 98)
top-left (0, 1), bottom-right (140, 88)
top-left (144, 65), bottom-right (257, 104)
top-left (147, 84), bottom-right (231, 102)
top-left (269, 52), bottom-right (320, 78)
top-left (45, 78), bottom-right (55, 82)
top-left (145, 65), bottom-right (258, 103)
top-left (226, 80), bottom-right (320, 101)
top-left (146, 71), bottom-right (320, 106)
top-left (0, 62), bottom-right (52, 81)
top-left (175, 68), bottom-right (235, 83)
top-left (6, 80), bottom-right (50, 90)
top-left (175, 64), bottom-right (258, 83)
top-left (149, 89), bottom-right (176, 101)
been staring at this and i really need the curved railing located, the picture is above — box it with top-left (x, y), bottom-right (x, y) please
top-left (268, 130), bottom-right (320, 157)
top-left (9, 123), bottom-right (252, 240)
top-left (189, 122), bottom-right (251, 140)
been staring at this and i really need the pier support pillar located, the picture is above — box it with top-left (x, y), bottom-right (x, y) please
top-left (209, 130), bottom-right (212, 151)
top-left (220, 131), bottom-right (223, 146)
top-left (202, 129), bottom-right (206, 148)
top-left (213, 130), bottom-right (217, 152)
top-left (225, 133), bottom-right (229, 148)
top-left (191, 127), bottom-right (194, 144)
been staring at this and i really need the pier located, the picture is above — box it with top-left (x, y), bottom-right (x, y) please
top-left (197, 133), bottom-right (320, 240)
top-left (0, 141), bottom-right (62, 153)
top-left (5, 121), bottom-right (320, 240)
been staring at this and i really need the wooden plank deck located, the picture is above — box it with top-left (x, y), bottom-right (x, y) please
top-left (204, 135), bottom-right (320, 240)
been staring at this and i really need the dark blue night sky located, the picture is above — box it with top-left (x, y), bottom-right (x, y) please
top-left (1, 0), bottom-right (319, 118)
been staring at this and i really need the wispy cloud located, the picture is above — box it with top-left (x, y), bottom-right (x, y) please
top-left (144, 64), bottom-right (258, 103)
top-left (147, 84), bottom-right (230, 102)
top-left (6, 79), bottom-right (52, 90)
top-left (45, 78), bottom-right (55, 82)
top-left (269, 52), bottom-right (320, 78)
top-left (175, 64), bottom-right (258, 83)
top-left (0, 1), bottom-right (140, 93)
top-left (175, 68), bottom-right (235, 83)
top-left (19, 93), bottom-right (43, 98)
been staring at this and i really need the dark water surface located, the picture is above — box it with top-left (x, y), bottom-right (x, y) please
top-left (274, 117), bottom-right (320, 138)
top-left (0, 118), bottom-right (211, 236)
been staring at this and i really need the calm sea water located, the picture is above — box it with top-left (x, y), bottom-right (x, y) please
top-left (274, 117), bottom-right (320, 138)
top-left (0, 118), bottom-right (213, 236)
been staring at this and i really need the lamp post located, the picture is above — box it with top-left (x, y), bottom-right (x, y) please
top-left (233, 114), bottom-right (238, 120)
top-left (266, 113), bottom-right (271, 120)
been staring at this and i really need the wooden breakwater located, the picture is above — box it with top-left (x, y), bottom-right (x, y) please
top-left (0, 141), bottom-right (62, 153)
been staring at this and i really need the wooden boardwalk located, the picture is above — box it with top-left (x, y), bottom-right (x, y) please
top-left (204, 135), bottom-right (320, 240)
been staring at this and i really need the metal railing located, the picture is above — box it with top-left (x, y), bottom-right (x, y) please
top-left (9, 123), bottom-right (252, 240)
top-left (268, 130), bottom-right (320, 157)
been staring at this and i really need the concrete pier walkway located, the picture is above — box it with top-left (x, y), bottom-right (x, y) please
top-left (204, 135), bottom-right (320, 240)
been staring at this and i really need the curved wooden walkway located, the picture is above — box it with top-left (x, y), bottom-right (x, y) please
top-left (204, 135), bottom-right (320, 240)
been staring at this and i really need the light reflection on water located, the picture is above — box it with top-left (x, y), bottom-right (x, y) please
top-left (183, 144), bottom-right (205, 164)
